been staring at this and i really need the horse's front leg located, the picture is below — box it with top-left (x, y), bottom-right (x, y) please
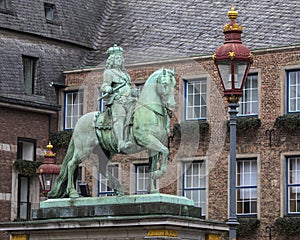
top-left (67, 155), bottom-right (81, 198)
top-left (149, 152), bottom-right (160, 193)
top-left (151, 146), bottom-right (168, 180)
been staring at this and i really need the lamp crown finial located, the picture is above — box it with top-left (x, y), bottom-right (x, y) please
top-left (228, 5), bottom-right (238, 20)
top-left (223, 5), bottom-right (243, 32)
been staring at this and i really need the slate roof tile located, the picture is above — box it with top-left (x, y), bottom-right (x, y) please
top-left (81, 0), bottom-right (300, 66)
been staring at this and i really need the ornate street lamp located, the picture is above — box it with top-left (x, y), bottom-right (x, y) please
top-left (212, 6), bottom-right (253, 240)
top-left (36, 142), bottom-right (60, 196)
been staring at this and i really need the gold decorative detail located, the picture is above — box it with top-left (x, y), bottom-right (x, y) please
top-left (206, 233), bottom-right (221, 240)
top-left (223, 23), bottom-right (244, 32)
top-left (44, 142), bottom-right (56, 158)
top-left (46, 142), bottom-right (53, 150)
top-left (227, 94), bottom-right (241, 103)
top-left (228, 51), bottom-right (235, 60)
top-left (12, 235), bottom-right (29, 240)
top-left (223, 5), bottom-right (244, 31)
top-left (228, 5), bottom-right (238, 20)
top-left (212, 53), bottom-right (216, 61)
top-left (147, 229), bottom-right (178, 237)
top-left (249, 52), bottom-right (254, 63)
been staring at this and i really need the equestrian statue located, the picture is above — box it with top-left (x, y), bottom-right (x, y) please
top-left (48, 44), bottom-right (176, 198)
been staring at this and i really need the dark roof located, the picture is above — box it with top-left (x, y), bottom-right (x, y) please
top-left (81, 0), bottom-right (300, 66)
top-left (0, 0), bottom-right (104, 48)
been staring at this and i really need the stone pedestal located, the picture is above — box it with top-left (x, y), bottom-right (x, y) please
top-left (0, 194), bottom-right (228, 240)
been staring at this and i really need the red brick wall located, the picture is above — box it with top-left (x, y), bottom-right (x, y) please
top-left (0, 106), bottom-right (55, 240)
top-left (63, 47), bottom-right (300, 240)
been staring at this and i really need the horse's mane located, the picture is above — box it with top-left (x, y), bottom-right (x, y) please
top-left (144, 68), bottom-right (175, 85)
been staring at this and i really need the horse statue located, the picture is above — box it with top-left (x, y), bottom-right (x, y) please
top-left (48, 68), bottom-right (176, 198)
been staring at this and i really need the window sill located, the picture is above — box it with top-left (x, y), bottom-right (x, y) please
top-left (46, 19), bottom-right (62, 26)
top-left (0, 8), bottom-right (15, 15)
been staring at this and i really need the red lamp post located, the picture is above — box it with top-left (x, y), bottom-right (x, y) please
top-left (212, 6), bottom-right (253, 240)
top-left (36, 142), bottom-right (60, 197)
top-left (213, 5), bottom-right (253, 102)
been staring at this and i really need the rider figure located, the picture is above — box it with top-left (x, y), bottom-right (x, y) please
top-left (101, 44), bottom-right (134, 152)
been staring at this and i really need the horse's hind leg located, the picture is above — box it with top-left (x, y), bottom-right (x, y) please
top-left (96, 146), bottom-right (124, 196)
top-left (67, 151), bottom-right (82, 198)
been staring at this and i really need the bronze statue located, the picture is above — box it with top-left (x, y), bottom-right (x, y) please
top-left (101, 44), bottom-right (135, 152)
top-left (48, 44), bottom-right (176, 198)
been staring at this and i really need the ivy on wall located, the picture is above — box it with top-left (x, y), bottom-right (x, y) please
top-left (237, 218), bottom-right (260, 237)
top-left (14, 160), bottom-right (42, 177)
top-left (275, 217), bottom-right (300, 236)
top-left (275, 113), bottom-right (300, 133)
top-left (227, 117), bottom-right (261, 134)
top-left (50, 130), bottom-right (73, 147)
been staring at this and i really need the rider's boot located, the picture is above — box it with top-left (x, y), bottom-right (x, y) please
top-left (114, 120), bottom-right (132, 152)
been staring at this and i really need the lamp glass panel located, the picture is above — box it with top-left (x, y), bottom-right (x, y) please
top-left (44, 174), bottom-right (52, 191)
top-left (217, 60), bottom-right (232, 90)
top-left (234, 61), bottom-right (248, 89)
top-left (38, 175), bottom-right (45, 189)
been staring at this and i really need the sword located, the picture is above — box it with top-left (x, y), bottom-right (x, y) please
top-left (97, 82), bottom-right (126, 101)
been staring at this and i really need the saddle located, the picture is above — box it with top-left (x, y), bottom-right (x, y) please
top-left (94, 102), bottom-right (135, 130)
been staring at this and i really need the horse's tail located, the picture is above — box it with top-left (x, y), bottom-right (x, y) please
top-left (47, 136), bottom-right (75, 198)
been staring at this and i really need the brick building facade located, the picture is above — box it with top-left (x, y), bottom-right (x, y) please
top-left (60, 45), bottom-right (300, 239)
top-left (0, 0), bottom-right (299, 239)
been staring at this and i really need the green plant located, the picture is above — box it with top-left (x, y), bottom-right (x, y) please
top-left (275, 217), bottom-right (300, 236)
top-left (227, 117), bottom-right (261, 133)
top-left (237, 218), bottom-right (260, 237)
top-left (275, 113), bottom-right (300, 133)
top-left (50, 130), bottom-right (73, 147)
top-left (14, 159), bottom-right (42, 177)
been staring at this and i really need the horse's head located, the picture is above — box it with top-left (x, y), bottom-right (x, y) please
top-left (156, 68), bottom-right (176, 112)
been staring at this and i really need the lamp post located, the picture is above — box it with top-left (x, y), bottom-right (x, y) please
top-left (36, 142), bottom-right (60, 197)
top-left (212, 6), bottom-right (253, 240)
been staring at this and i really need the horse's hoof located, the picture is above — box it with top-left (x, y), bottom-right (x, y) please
top-left (150, 189), bottom-right (160, 194)
top-left (115, 190), bottom-right (125, 196)
top-left (69, 190), bottom-right (80, 198)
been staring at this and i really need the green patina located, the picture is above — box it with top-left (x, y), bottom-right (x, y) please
top-left (41, 193), bottom-right (194, 208)
top-left (48, 44), bottom-right (176, 199)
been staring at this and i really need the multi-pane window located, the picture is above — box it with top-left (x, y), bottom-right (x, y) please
top-left (238, 74), bottom-right (258, 116)
top-left (99, 165), bottom-right (119, 197)
top-left (185, 79), bottom-right (207, 120)
top-left (287, 70), bottom-right (300, 113)
top-left (23, 56), bottom-right (37, 95)
top-left (287, 156), bottom-right (300, 214)
top-left (64, 91), bottom-right (84, 129)
top-left (135, 164), bottom-right (149, 194)
top-left (237, 158), bottom-right (257, 216)
top-left (183, 161), bottom-right (206, 215)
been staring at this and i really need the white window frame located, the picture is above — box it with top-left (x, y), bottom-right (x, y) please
top-left (287, 156), bottom-right (300, 214)
top-left (98, 165), bottom-right (119, 197)
top-left (238, 73), bottom-right (258, 116)
top-left (135, 164), bottom-right (149, 194)
top-left (287, 70), bottom-right (300, 113)
top-left (182, 161), bottom-right (206, 216)
top-left (64, 90), bottom-right (84, 130)
top-left (236, 158), bottom-right (257, 216)
top-left (184, 78), bottom-right (207, 120)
